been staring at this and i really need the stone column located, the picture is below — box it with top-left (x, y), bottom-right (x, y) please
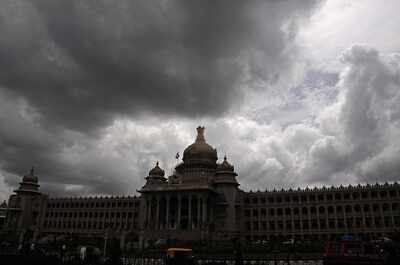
top-left (308, 206), bottom-right (311, 235)
top-left (197, 196), bottom-right (201, 227)
top-left (188, 195), bottom-right (192, 229)
top-left (202, 196), bottom-right (207, 224)
top-left (361, 204), bottom-right (366, 229)
top-left (145, 199), bottom-right (149, 229)
top-left (147, 198), bottom-right (152, 229)
top-left (156, 196), bottom-right (160, 230)
top-left (390, 203), bottom-right (395, 228)
top-left (177, 195), bottom-right (182, 229)
top-left (166, 195), bottom-right (170, 229)
top-left (291, 207), bottom-right (294, 236)
top-left (371, 203), bottom-right (376, 227)
top-left (334, 206), bottom-right (338, 232)
top-left (379, 204), bottom-right (384, 230)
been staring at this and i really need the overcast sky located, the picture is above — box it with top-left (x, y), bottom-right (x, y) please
top-left (1, 0), bottom-right (400, 201)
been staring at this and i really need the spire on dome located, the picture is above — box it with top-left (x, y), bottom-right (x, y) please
top-left (217, 155), bottom-right (234, 172)
top-left (182, 126), bottom-right (217, 163)
top-left (195, 126), bottom-right (206, 143)
top-left (149, 161), bottom-right (165, 177)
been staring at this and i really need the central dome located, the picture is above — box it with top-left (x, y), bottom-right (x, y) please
top-left (183, 126), bottom-right (217, 163)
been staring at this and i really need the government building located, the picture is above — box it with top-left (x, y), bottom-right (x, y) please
top-left (3, 127), bottom-right (400, 248)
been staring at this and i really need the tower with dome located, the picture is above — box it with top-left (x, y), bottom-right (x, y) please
top-left (138, 126), bottom-right (241, 244)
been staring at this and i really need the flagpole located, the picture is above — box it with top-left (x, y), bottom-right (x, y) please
top-left (172, 152), bottom-right (180, 176)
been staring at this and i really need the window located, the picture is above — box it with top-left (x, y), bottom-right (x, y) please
top-left (261, 209), bottom-right (266, 216)
top-left (269, 208), bottom-right (275, 216)
top-left (285, 208), bottom-right (291, 216)
top-left (269, 221), bottom-right (275, 230)
top-left (382, 203), bottom-right (389, 212)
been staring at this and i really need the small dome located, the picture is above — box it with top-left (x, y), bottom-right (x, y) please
top-left (183, 126), bottom-right (217, 163)
top-left (217, 156), bottom-right (234, 171)
top-left (23, 167), bottom-right (38, 183)
top-left (149, 161), bottom-right (165, 177)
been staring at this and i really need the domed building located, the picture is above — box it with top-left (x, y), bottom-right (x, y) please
top-left (138, 126), bottom-right (240, 244)
top-left (3, 126), bottom-right (400, 249)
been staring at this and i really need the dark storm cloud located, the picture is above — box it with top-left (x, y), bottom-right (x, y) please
top-left (0, 0), bottom-right (321, 132)
top-left (0, 0), bottom-right (324, 197)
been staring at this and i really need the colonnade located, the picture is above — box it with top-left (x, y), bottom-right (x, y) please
top-left (143, 194), bottom-right (210, 230)
top-left (246, 202), bottom-right (400, 241)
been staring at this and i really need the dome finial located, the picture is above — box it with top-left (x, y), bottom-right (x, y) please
top-left (30, 166), bottom-right (34, 175)
top-left (156, 161), bottom-right (159, 166)
top-left (196, 126), bottom-right (206, 143)
top-left (224, 155), bottom-right (227, 161)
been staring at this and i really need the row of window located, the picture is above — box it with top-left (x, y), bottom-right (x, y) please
top-left (245, 190), bottom-right (399, 204)
top-left (245, 232), bottom-right (387, 242)
top-left (47, 200), bottom-right (140, 209)
top-left (244, 203), bottom-right (399, 217)
top-left (246, 216), bottom-right (400, 232)
top-left (46, 211), bottom-right (138, 219)
top-left (43, 220), bottom-right (137, 230)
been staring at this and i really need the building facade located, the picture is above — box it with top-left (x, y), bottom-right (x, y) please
top-left (3, 127), bottom-right (400, 247)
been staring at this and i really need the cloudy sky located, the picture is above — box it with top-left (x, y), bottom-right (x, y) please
top-left (1, 0), bottom-right (400, 201)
